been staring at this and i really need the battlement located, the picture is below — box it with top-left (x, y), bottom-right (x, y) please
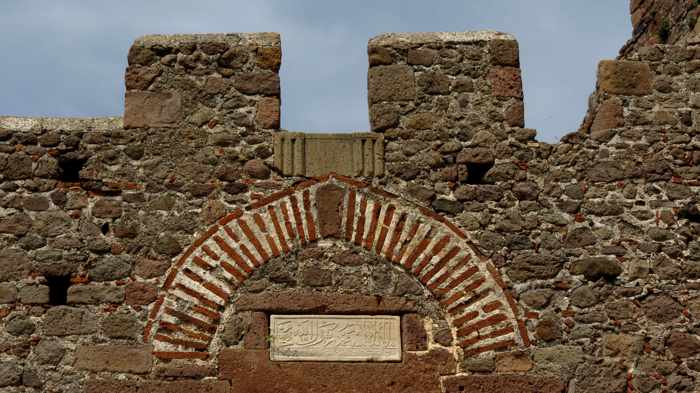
top-left (0, 3), bottom-right (699, 391)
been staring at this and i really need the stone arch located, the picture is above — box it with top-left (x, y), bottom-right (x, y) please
top-left (144, 174), bottom-right (530, 360)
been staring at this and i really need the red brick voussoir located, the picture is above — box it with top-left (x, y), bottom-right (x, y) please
top-left (144, 174), bottom-right (529, 360)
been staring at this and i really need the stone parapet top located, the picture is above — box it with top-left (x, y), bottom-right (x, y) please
top-left (369, 30), bottom-right (516, 46)
top-left (0, 116), bottom-right (123, 131)
top-left (134, 32), bottom-right (281, 47)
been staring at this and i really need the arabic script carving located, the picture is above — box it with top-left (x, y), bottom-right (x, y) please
top-left (270, 315), bottom-right (401, 361)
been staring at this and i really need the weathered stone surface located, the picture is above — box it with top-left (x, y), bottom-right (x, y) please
top-left (236, 290), bottom-right (416, 313)
top-left (0, 249), bottom-right (30, 282)
top-left (93, 199), bottom-right (123, 218)
top-left (564, 227), bottom-right (596, 248)
top-left (487, 67), bottom-right (523, 98)
top-left (4, 152), bottom-right (33, 180)
top-left (0, 213), bottom-right (33, 236)
top-left (642, 295), bottom-right (682, 323)
top-left (124, 91), bottom-right (182, 128)
top-left (67, 284), bottom-right (125, 304)
top-left (668, 331), bottom-right (700, 358)
top-left (407, 48), bottom-right (438, 66)
top-left (18, 285), bottom-right (49, 304)
top-left (570, 285), bottom-right (597, 308)
top-left (255, 97), bottom-right (280, 129)
top-left (43, 306), bottom-right (98, 336)
top-left (256, 46), bottom-right (281, 71)
top-left (244, 312), bottom-right (268, 350)
top-left (603, 333), bottom-right (644, 359)
top-left (432, 198), bottom-right (464, 215)
top-left (368, 65), bottom-right (416, 103)
top-left (234, 71), bottom-right (280, 96)
top-left (5, 313), bottom-right (36, 336)
top-left (591, 98), bottom-right (624, 134)
top-left (0, 362), bottom-right (22, 387)
top-left (405, 112), bottom-right (440, 130)
top-left (125, 281), bottom-right (157, 305)
top-left (75, 344), bottom-right (153, 373)
top-left (85, 379), bottom-right (230, 393)
top-left (443, 375), bottom-right (565, 393)
top-left (102, 312), bottom-right (139, 339)
top-left (402, 314), bottom-right (428, 351)
top-left (155, 361), bottom-right (215, 379)
top-left (89, 255), bottom-right (132, 281)
top-left (574, 363), bottom-right (628, 393)
top-left (598, 60), bottom-right (652, 95)
top-left (125, 65), bottom-right (161, 90)
top-left (34, 339), bottom-right (66, 365)
top-left (220, 348), bottom-right (455, 392)
top-left (490, 39), bottom-right (520, 66)
top-left (418, 71), bottom-right (450, 95)
top-left (244, 159), bottom-right (270, 179)
top-left (457, 147), bottom-right (494, 164)
top-left (0, 283), bottom-right (17, 303)
top-left (370, 103), bottom-right (400, 131)
top-left (495, 351), bottom-right (533, 372)
top-left (508, 252), bottom-right (563, 282)
top-left (570, 257), bottom-right (622, 281)
top-left (505, 101), bottom-right (525, 127)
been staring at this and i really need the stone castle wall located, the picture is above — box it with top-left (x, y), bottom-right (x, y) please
top-left (0, 1), bottom-right (699, 392)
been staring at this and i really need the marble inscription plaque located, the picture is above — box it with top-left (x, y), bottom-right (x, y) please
top-left (270, 315), bottom-right (401, 362)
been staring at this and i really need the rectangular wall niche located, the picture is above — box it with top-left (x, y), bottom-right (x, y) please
top-left (273, 133), bottom-right (384, 177)
top-left (269, 315), bottom-right (401, 362)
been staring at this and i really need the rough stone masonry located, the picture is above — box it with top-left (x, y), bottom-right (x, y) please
top-left (0, 1), bottom-right (700, 392)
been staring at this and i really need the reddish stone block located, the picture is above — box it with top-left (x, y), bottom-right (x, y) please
top-left (598, 60), bottom-right (652, 96)
top-left (443, 374), bottom-right (565, 393)
top-left (591, 97), bottom-right (624, 135)
top-left (402, 314), bottom-right (428, 351)
top-left (235, 290), bottom-right (416, 313)
top-left (255, 97), bottom-right (280, 129)
top-left (315, 183), bottom-right (346, 238)
top-left (154, 360), bottom-right (214, 378)
top-left (124, 91), bottom-right (182, 129)
top-left (219, 348), bottom-right (456, 392)
top-left (244, 312), bottom-right (269, 349)
top-left (505, 100), bottom-right (525, 127)
top-left (125, 282), bottom-right (158, 306)
top-left (74, 344), bottom-right (153, 374)
top-left (488, 67), bottom-right (523, 98)
top-left (85, 379), bottom-right (230, 393)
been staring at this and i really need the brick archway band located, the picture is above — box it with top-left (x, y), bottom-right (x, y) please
top-left (144, 174), bottom-right (530, 360)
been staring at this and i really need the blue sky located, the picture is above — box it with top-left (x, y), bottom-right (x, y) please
top-left (0, 1), bottom-right (630, 142)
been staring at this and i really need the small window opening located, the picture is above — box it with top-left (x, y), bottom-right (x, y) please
top-left (100, 222), bottom-right (110, 235)
top-left (46, 275), bottom-right (71, 305)
top-left (680, 202), bottom-right (700, 223)
top-left (466, 162), bottom-right (494, 184)
top-left (58, 156), bottom-right (88, 182)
